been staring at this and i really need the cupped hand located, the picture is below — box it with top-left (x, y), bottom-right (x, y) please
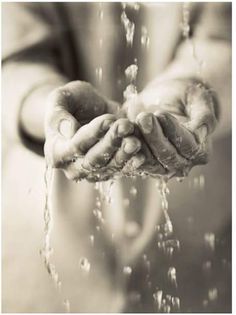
top-left (44, 81), bottom-right (141, 182)
top-left (124, 78), bottom-right (218, 177)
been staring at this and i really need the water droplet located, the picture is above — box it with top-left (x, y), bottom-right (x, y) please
top-left (98, 9), bottom-right (103, 20)
top-left (199, 174), bottom-right (205, 189)
top-left (89, 234), bottom-right (94, 246)
top-left (202, 299), bottom-right (208, 307)
top-left (129, 185), bottom-right (138, 197)
top-left (163, 304), bottom-right (171, 313)
top-left (208, 288), bottom-right (218, 301)
top-left (153, 290), bottom-right (163, 311)
top-left (123, 266), bottom-right (132, 275)
top-left (95, 198), bottom-right (102, 208)
top-left (63, 299), bottom-right (70, 313)
top-left (93, 209), bottom-right (103, 221)
top-left (204, 232), bottom-right (215, 251)
top-left (165, 239), bottom-right (180, 251)
top-left (141, 26), bottom-right (150, 48)
top-left (172, 296), bottom-right (180, 311)
top-left (166, 294), bottom-right (172, 303)
top-left (167, 267), bottom-right (177, 287)
top-left (79, 257), bottom-right (91, 273)
top-left (95, 67), bottom-right (103, 83)
top-left (202, 260), bottom-right (212, 272)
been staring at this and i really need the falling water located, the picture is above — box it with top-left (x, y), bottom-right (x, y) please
top-left (156, 177), bottom-right (173, 237)
top-left (121, 3), bottom-right (135, 47)
top-left (181, 2), bottom-right (204, 78)
top-left (41, 164), bottom-right (71, 312)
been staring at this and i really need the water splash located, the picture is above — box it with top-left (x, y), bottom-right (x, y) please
top-left (125, 64), bottom-right (138, 82)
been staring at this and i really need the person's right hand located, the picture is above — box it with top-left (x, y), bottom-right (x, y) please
top-left (44, 81), bottom-right (142, 182)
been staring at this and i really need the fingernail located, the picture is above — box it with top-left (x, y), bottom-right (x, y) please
top-left (118, 122), bottom-right (133, 136)
top-left (59, 119), bottom-right (73, 138)
top-left (141, 114), bottom-right (153, 134)
top-left (102, 119), bottom-right (114, 131)
top-left (124, 140), bottom-right (140, 154)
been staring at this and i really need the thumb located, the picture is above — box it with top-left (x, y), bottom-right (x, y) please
top-left (58, 115), bottom-right (80, 139)
top-left (184, 83), bottom-right (218, 136)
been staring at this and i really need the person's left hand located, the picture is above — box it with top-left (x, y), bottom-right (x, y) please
top-left (123, 78), bottom-right (218, 177)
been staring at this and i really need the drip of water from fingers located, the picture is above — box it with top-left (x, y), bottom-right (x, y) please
top-left (41, 164), bottom-right (71, 312)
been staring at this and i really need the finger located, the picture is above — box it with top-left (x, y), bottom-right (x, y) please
top-left (44, 88), bottom-right (81, 166)
top-left (63, 157), bottom-right (113, 182)
top-left (122, 140), bottom-right (166, 176)
top-left (44, 119), bottom-right (79, 167)
top-left (45, 87), bottom-right (80, 137)
top-left (121, 152), bottom-right (146, 175)
top-left (45, 81), bottom-right (116, 137)
top-left (157, 113), bottom-right (208, 165)
top-left (45, 113), bottom-right (115, 167)
top-left (69, 114), bottom-right (116, 155)
top-left (157, 113), bottom-right (199, 158)
top-left (82, 118), bottom-right (134, 170)
top-left (185, 83), bottom-right (218, 134)
top-left (136, 112), bottom-right (190, 173)
top-left (113, 136), bottom-right (141, 167)
top-left (63, 157), bottom-right (89, 181)
top-left (139, 142), bottom-right (167, 175)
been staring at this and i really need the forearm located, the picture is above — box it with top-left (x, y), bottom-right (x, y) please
top-left (2, 58), bottom-right (67, 154)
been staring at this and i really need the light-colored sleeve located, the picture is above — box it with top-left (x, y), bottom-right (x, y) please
top-left (2, 3), bottom-right (68, 145)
